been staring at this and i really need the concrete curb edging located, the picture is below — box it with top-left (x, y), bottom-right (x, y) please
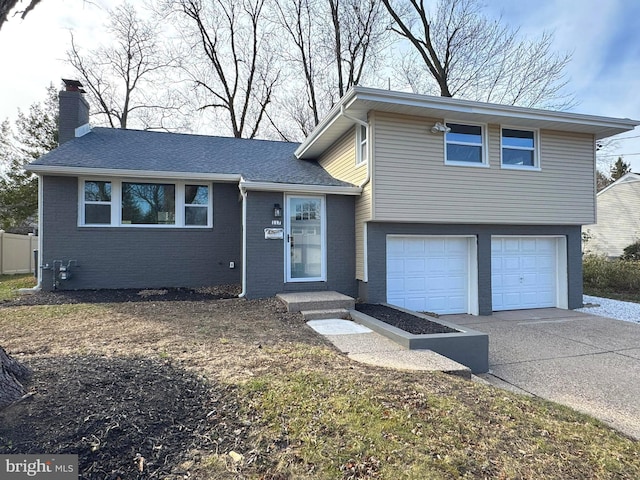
top-left (349, 305), bottom-right (489, 374)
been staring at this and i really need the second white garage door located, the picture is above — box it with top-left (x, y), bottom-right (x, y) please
top-left (491, 236), bottom-right (566, 311)
top-left (387, 236), bottom-right (476, 315)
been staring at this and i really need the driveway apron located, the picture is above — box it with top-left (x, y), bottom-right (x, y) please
top-left (446, 308), bottom-right (640, 440)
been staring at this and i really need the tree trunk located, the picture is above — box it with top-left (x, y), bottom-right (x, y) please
top-left (0, 346), bottom-right (30, 410)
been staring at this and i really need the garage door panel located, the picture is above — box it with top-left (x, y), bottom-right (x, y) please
top-left (447, 256), bottom-right (467, 272)
top-left (426, 257), bottom-right (447, 272)
top-left (405, 239), bottom-right (426, 255)
top-left (405, 258), bottom-right (426, 274)
top-left (405, 277), bottom-right (426, 292)
top-left (387, 277), bottom-right (405, 293)
top-left (387, 236), bottom-right (471, 315)
top-left (492, 236), bottom-right (559, 311)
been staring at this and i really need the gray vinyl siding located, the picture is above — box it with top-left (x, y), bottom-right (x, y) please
top-left (40, 175), bottom-right (241, 290)
top-left (362, 223), bottom-right (583, 315)
top-left (372, 111), bottom-right (596, 225)
top-left (585, 179), bottom-right (640, 256)
top-left (244, 191), bottom-right (357, 299)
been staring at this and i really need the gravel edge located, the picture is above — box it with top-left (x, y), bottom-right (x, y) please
top-left (577, 295), bottom-right (640, 324)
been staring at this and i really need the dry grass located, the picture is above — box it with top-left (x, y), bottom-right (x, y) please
top-left (0, 274), bottom-right (36, 301)
top-left (1, 297), bottom-right (639, 479)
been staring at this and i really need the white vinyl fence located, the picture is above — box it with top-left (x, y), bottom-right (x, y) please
top-left (0, 231), bottom-right (38, 275)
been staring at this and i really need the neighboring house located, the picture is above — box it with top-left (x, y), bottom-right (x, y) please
top-left (584, 172), bottom-right (640, 257)
top-left (27, 82), bottom-right (639, 315)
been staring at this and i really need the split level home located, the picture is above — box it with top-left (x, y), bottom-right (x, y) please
top-left (26, 80), bottom-right (639, 315)
top-left (583, 172), bottom-right (640, 257)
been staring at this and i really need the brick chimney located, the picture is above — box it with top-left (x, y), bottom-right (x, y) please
top-left (58, 79), bottom-right (90, 144)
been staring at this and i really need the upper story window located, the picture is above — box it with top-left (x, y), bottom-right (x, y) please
top-left (80, 179), bottom-right (212, 228)
top-left (445, 123), bottom-right (487, 166)
top-left (501, 128), bottom-right (538, 169)
top-left (356, 124), bottom-right (368, 166)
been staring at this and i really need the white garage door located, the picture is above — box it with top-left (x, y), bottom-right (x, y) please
top-left (491, 237), bottom-right (561, 311)
top-left (387, 236), bottom-right (473, 314)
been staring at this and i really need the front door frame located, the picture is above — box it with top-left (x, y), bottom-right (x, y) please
top-left (285, 194), bottom-right (327, 283)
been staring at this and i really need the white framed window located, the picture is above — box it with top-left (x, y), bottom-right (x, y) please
top-left (83, 180), bottom-right (112, 225)
top-left (79, 179), bottom-right (212, 228)
top-left (445, 122), bottom-right (488, 166)
top-left (356, 124), bottom-right (368, 166)
top-left (184, 184), bottom-right (210, 226)
top-left (501, 127), bottom-right (539, 170)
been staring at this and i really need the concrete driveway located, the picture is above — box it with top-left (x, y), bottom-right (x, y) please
top-left (444, 308), bottom-right (640, 440)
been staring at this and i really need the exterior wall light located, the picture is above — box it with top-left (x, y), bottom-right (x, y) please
top-left (431, 122), bottom-right (451, 134)
top-left (273, 203), bottom-right (282, 218)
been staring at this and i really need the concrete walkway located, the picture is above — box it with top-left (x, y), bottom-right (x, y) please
top-left (308, 319), bottom-right (472, 379)
top-left (444, 308), bottom-right (640, 440)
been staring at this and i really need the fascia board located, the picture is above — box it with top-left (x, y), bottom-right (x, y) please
top-left (294, 88), bottom-right (358, 158)
top-left (297, 86), bottom-right (640, 158)
top-left (597, 172), bottom-right (640, 196)
top-left (353, 87), bottom-right (640, 132)
top-left (26, 165), bottom-right (242, 182)
top-left (240, 179), bottom-right (361, 195)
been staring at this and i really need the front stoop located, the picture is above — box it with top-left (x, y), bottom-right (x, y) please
top-left (301, 309), bottom-right (350, 321)
top-left (276, 291), bottom-right (355, 313)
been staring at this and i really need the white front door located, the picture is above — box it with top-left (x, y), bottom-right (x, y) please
top-left (491, 236), bottom-right (566, 311)
top-left (286, 195), bottom-right (326, 282)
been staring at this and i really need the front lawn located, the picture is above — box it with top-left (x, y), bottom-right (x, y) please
top-left (0, 293), bottom-right (638, 479)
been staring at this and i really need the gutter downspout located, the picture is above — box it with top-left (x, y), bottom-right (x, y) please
top-left (19, 174), bottom-right (43, 294)
top-left (340, 105), bottom-right (372, 283)
top-left (238, 181), bottom-right (248, 298)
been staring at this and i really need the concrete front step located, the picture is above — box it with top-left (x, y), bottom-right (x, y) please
top-left (276, 291), bottom-right (355, 313)
top-left (301, 309), bottom-right (351, 321)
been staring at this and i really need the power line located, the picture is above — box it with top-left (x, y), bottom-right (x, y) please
top-left (597, 152), bottom-right (640, 157)
top-left (612, 134), bottom-right (640, 141)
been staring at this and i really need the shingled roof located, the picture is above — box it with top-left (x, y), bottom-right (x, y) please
top-left (29, 127), bottom-right (353, 187)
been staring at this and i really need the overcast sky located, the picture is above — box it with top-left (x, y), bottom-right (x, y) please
top-left (1, 0), bottom-right (639, 170)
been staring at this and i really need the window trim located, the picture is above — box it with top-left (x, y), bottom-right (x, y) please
top-left (79, 178), bottom-right (213, 228)
top-left (355, 124), bottom-right (368, 167)
top-left (500, 126), bottom-right (541, 171)
top-left (82, 180), bottom-right (113, 226)
top-left (444, 121), bottom-right (489, 167)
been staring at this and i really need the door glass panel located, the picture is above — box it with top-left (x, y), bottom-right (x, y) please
top-left (289, 197), bottom-right (322, 279)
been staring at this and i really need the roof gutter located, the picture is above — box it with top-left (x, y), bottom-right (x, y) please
top-left (295, 88), bottom-right (359, 158)
top-left (239, 179), bottom-right (361, 195)
top-left (25, 165), bottom-right (243, 182)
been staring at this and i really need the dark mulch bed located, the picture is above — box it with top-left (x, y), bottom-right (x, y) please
top-left (0, 355), bottom-right (247, 480)
top-left (355, 304), bottom-right (459, 335)
top-left (1, 284), bottom-right (241, 307)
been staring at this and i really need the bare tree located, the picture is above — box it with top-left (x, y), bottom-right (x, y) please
top-left (0, 0), bottom-right (40, 31)
top-left (168, 0), bottom-right (279, 139)
top-left (270, 0), bottom-right (390, 140)
top-left (382, 0), bottom-right (573, 109)
top-left (67, 2), bottom-right (186, 131)
top-left (328, 0), bottom-right (389, 98)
